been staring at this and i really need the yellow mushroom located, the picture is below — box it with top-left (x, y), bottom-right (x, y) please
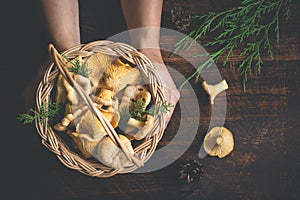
top-left (203, 126), bottom-right (234, 158)
top-left (91, 88), bottom-right (116, 109)
top-left (95, 134), bottom-right (134, 169)
top-left (54, 103), bottom-right (89, 132)
top-left (67, 109), bottom-right (107, 158)
top-left (126, 114), bottom-right (154, 140)
top-left (56, 56), bottom-right (91, 105)
top-left (58, 99), bottom-right (120, 158)
top-left (202, 80), bottom-right (228, 104)
top-left (85, 52), bottom-right (116, 91)
top-left (65, 74), bottom-right (91, 106)
top-left (96, 58), bottom-right (142, 93)
top-left (119, 85), bottom-right (152, 114)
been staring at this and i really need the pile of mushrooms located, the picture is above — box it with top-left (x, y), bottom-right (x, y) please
top-left (53, 53), bottom-right (155, 169)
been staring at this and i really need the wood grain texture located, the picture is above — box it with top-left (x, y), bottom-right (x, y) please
top-left (2, 0), bottom-right (299, 200)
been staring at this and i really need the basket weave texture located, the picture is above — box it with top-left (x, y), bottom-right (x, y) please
top-left (35, 40), bottom-right (166, 177)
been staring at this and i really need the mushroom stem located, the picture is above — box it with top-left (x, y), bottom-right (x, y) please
top-left (125, 115), bottom-right (154, 140)
top-left (127, 117), bottom-right (145, 129)
top-left (202, 80), bottom-right (229, 104)
top-left (216, 136), bottom-right (224, 145)
top-left (54, 113), bottom-right (74, 131)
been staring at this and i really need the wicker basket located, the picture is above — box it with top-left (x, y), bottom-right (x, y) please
top-left (35, 40), bottom-right (167, 177)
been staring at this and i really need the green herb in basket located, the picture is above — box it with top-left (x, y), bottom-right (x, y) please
top-left (129, 99), bottom-right (174, 122)
top-left (17, 102), bottom-right (60, 124)
top-left (62, 54), bottom-right (92, 78)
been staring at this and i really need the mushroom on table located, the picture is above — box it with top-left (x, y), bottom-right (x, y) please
top-left (202, 79), bottom-right (229, 104)
top-left (203, 126), bottom-right (234, 158)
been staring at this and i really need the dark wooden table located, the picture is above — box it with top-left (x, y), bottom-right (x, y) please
top-left (2, 1), bottom-right (299, 199)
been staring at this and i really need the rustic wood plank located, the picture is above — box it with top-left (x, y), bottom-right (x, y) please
top-left (3, 0), bottom-right (300, 199)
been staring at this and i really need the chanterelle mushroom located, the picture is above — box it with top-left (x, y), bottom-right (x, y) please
top-left (92, 88), bottom-right (118, 111)
top-left (65, 103), bottom-right (118, 155)
top-left (126, 114), bottom-right (154, 140)
top-left (65, 74), bottom-right (91, 106)
top-left (85, 52), bottom-right (116, 91)
top-left (56, 56), bottom-right (92, 105)
top-left (118, 85), bottom-right (152, 113)
top-left (54, 104), bottom-right (89, 132)
top-left (203, 126), bottom-right (234, 158)
top-left (95, 134), bottom-right (134, 169)
top-left (70, 109), bottom-right (109, 157)
top-left (202, 79), bottom-right (228, 104)
top-left (96, 58), bottom-right (142, 93)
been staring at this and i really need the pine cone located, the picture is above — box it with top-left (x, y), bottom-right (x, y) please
top-left (170, 7), bottom-right (191, 32)
top-left (179, 159), bottom-right (204, 184)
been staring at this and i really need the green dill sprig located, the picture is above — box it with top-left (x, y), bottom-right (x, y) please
top-left (175, 0), bottom-right (292, 91)
top-left (17, 102), bottom-right (60, 124)
top-left (144, 100), bottom-right (174, 116)
top-left (129, 99), bottom-right (148, 121)
top-left (128, 99), bottom-right (174, 122)
top-left (62, 54), bottom-right (91, 78)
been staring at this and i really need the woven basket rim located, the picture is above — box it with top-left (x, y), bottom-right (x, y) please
top-left (35, 40), bottom-right (167, 178)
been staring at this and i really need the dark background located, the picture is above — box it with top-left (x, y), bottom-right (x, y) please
top-left (1, 0), bottom-right (299, 199)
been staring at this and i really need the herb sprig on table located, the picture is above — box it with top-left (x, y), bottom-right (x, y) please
top-left (175, 0), bottom-right (293, 90)
top-left (17, 102), bottom-right (60, 124)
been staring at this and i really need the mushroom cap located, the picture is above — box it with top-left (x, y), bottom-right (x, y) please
top-left (95, 88), bottom-right (116, 110)
top-left (73, 110), bottom-right (107, 156)
top-left (97, 88), bottom-right (114, 101)
top-left (95, 134), bottom-right (134, 169)
top-left (100, 58), bottom-right (142, 93)
top-left (85, 52), bottom-right (116, 90)
top-left (76, 110), bottom-right (106, 139)
top-left (70, 74), bottom-right (92, 106)
top-left (203, 127), bottom-right (234, 158)
top-left (116, 69), bottom-right (142, 93)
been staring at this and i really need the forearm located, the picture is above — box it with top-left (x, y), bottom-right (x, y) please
top-left (40, 0), bottom-right (80, 51)
top-left (121, 0), bottom-right (163, 49)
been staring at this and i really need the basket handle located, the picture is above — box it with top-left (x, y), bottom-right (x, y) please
top-left (48, 44), bottom-right (144, 168)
